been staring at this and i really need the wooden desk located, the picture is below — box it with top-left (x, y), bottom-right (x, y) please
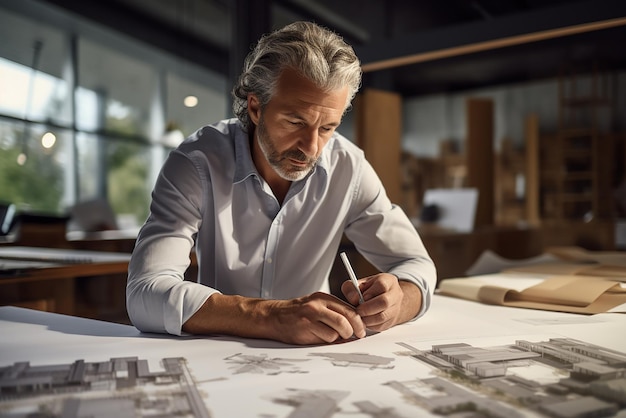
top-left (66, 228), bottom-right (139, 253)
top-left (0, 296), bottom-right (624, 417)
top-left (0, 246), bottom-right (130, 318)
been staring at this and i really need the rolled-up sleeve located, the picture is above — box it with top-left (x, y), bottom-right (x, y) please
top-left (126, 151), bottom-right (217, 335)
top-left (344, 159), bottom-right (437, 319)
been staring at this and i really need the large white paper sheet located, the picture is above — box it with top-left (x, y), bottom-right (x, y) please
top-left (1, 295), bottom-right (625, 417)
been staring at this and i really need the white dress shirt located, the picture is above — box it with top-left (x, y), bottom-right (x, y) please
top-left (127, 118), bottom-right (436, 335)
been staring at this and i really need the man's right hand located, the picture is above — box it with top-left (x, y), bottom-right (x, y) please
top-left (182, 292), bottom-right (366, 345)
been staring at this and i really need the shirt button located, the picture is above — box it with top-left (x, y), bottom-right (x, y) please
top-left (267, 257), bottom-right (272, 264)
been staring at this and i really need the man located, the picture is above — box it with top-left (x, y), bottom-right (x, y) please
top-left (127, 21), bottom-right (436, 345)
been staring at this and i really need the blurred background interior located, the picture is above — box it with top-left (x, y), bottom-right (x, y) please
top-left (1, 0), bottom-right (625, 322)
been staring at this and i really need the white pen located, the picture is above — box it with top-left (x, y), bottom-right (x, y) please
top-left (340, 251), bottom-right (365, 305)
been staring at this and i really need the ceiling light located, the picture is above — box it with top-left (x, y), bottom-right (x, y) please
top-left (17, 153), bottom-right (27, 165)
top-left (41, 132), bottom-right (56, 149)
top-left (184, 95), bottom-right (198, 107)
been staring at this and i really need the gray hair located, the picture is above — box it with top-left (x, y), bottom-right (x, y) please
top-left (232, 21), bottom-right (362, 132)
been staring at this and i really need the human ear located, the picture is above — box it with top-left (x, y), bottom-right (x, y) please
top-left (247, 94), bottom-right (261, 126)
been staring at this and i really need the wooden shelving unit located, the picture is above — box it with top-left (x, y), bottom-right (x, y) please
top-left (540, 64), bottom-right (615, 221)
top-left (495, 138), bottom-right (526, 226)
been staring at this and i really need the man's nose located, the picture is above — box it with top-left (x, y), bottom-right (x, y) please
top-left (298, 128), bottom-right (318, 157)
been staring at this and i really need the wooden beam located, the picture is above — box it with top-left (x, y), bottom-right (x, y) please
top-left (357, 0), bottom-right (626, 72)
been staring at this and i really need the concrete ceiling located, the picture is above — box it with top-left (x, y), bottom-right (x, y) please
top-left (36, 0), bottom-right (626, 97)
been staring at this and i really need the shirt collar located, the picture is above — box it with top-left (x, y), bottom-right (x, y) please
top-left (233, 122), bottom-right (257, 184)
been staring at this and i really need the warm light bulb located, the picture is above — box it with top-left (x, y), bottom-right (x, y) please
top-left (184, 95), bottom-right (198, 107)
top-left (17, 153), bottom-right (27, 165)
top-left (41, 132), bottom-right (56, 149)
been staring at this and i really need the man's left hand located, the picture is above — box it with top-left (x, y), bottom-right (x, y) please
top-left (341, 273), bottom-right (422, 332)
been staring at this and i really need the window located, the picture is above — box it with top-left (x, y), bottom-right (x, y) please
top-left (0, 9), bottom-right (71, 126)
top-left (0, 118), bottom-right (69, 214)
top-left (77, 39), bottom-right (156, 138)
top-left (0, 3), bottom-right (228, 230)
top-left (166, 72), bottom-right (228, 139)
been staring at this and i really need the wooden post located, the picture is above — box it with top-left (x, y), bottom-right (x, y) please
top-left (466, 98), bottom-right (494, 228)
top-left (355, 88), bottom-right (403, 204)
top-left (525, 113), bottom-right (541, 226)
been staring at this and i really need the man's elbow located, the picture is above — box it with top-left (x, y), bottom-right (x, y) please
top-left (126, 286), bottom-right (168, 334)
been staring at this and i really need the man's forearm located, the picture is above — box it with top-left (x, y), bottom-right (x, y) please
top-left (181, 292), bottom-right (366, 345)
top-left (182, 293), bottom-right (278, 339)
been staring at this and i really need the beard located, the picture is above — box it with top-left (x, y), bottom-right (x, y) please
top-left (256, 116), bottom-right (318, 181)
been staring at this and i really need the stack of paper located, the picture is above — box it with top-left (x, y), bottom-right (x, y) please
top-left (437, 247), bottom-right (626, 314)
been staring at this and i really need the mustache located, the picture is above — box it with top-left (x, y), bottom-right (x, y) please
top-left (282, 149), bottom-right (314, 164)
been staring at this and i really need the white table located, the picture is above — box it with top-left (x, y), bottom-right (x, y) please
top-left (1, 295), bottom-right (625, 417)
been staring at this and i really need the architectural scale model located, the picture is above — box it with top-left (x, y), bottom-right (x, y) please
top-left (1, 337), bottom-right (624, 418)
top-left (0, 356), bottom-right (210, 418)
top-left (394, 337), bottom-right (626, 418)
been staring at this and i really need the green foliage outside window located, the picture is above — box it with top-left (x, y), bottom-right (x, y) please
top-left (0, 126), bottom-right (64, 214)
top-left (107, 140), bottom-right (151, 227)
